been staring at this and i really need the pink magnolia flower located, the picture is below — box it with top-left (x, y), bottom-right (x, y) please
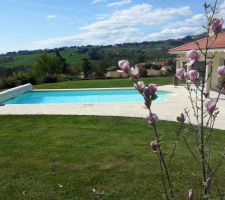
top-left (131, 66), bottom-right (140, 79)
top-left (187, 70), bottom-right (199, 82)
top-left (211, 18), bottom-right (224, 34)
top-left (144, 98), bottom-right (151, 109)
top-left (147, 113), bottom-right (159, 124)
top-left (217, 66), bottom-right (225, 77)
top-left (176, 68), bottom-right (185, 79)
top-left (150, 140), bottom-right (158, 152)
top-left (144, 87), bottom-right (151, 98)
top-left (188, 189), bottom-right (194, 200)
top-left (118, 60), bottom-right (130, 74)
top-left (187, 50), bottom-right (199, 62)
top-left (148, 84), bottom-right (157, 95)
top-left (134, 81), bottom-right (145, 92)
top-left (204, 98), bottom-right (216, 113)
top-left (184, 72), bottom-right (188, 79)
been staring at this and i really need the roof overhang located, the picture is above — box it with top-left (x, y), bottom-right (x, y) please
top-left (169, 48), bottom-right (225, 55)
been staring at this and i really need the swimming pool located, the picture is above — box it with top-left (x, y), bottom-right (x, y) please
top-left (1, 89), bottom-right (172, 104)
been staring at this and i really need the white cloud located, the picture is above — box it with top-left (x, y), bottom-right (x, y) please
top-left (219, 0), bottom-right (225, 9)
top-left (95, 13), bottom-right (109, 20)
top-left (25, 3), bottom-right (196, 50)
top-left (28, 27), bottom-right (142, 50)
top-left (81, 4), bottom-right (192, 31)
top-left (144, 27), bottom-right (203, 42)
top-left (107, 0), bottom-right (132, 7)
top-left (91, 0), bottom-right (105, 4)
top-left (47, 15), bottom-right (57, 20)
top-left (218, 0), bottom-right (225, 17)
top-left (165, 14), bottom-right (205, 29)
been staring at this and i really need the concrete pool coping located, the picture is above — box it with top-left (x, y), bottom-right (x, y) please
top-left (33, 87), bottom-right (136, 91)
top-left (0, 85), bottom-right (225, 130)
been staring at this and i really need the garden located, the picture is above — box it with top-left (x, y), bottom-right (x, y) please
top-left (0, 0), bottom-right (225, 199)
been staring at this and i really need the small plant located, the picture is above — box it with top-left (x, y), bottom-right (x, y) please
top-left (118, 1), bottom-right (225, 199)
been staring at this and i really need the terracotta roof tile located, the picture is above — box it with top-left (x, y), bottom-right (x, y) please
top-left (169, 32), bottom-right (225, 52)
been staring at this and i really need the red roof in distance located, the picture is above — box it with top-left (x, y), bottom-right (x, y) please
top-left (169, 32), bottom-right (225, 53)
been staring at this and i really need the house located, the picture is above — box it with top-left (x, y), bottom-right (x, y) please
top-left (79, 72), bottom-right (85, 79)
top-left (169, 32), bottom-right (225, 94)
top-left (136, 61), bottom-right (172, 76)
top-left (105, 66), bottom-right (128, 78)
top-left (136, 62), bottom-right (152, 68)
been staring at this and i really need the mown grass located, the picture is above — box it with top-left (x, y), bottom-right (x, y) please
top-left (0, 115), bottom-right (224, 199)
top-left (34, 76), bottom-right (173, 89)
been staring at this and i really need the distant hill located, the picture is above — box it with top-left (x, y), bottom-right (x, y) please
top-left (2, 35), bottom-right (195, 57)
top-left (0, 34), bottom-right (198, 70)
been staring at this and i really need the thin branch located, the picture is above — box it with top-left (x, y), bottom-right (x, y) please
top-left (157, 152), bottom-right (170, 200)
top-left (168, 143), bottom-right (177, 169)
top-left (211, 150), bottom-right (225, 177)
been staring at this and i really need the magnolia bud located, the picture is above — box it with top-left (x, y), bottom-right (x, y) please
top-left (150, 140), bottom-right (158, 152)
top-left (188, 189), bottom-right (193, 200)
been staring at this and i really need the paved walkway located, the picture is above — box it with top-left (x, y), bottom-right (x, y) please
top-left (0, 85), bottom-right (225, 130)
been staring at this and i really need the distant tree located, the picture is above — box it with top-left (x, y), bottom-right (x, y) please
top-left (55, 51), bottom-right (68, 73)
top-left (88, 48), bottom-right (103, 60)
top-left (136, 54), bottom-right (146, 63)
top-left (81, 58), bottom-right (92, 77)
top-left (94, 59), bottom-right (112, 74)
top-left (31, 54), bottom-right (65, 82)
top-left (77, 47), bottom-right (89, 54)
top-left (67, 64), bottom-right (81, 79)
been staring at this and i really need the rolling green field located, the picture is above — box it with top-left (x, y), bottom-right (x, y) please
top-left (0, 115), bottom-right (224, 199)
top-left (1, 54), bottom-right (37, 68)
top-left (1, 49), bottom-right (88, 69)
top-left (34, 76), bottom-right (173, 89)
top-left (0, 45), bottom-right (174, 69)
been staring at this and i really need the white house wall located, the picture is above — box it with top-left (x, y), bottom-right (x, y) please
top-left (175, 51), bottom-right (225, 92)
top-left (211, 52), bottom-right (225, 90)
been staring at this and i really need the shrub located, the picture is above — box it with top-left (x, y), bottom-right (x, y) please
top-left (42, 74), bottom-right (58, 83)
top-left (56, 73), bottom-right (65, 82)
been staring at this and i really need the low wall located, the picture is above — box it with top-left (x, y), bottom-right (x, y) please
top-left (0, 83), bottom-right (32, 103)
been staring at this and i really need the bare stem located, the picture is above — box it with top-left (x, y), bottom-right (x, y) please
top-left (149, 108), bottom-right (175, 199)
top-left (168, 143), bottom-right (177, 169)
top-left (131, 77), bottom-right (175, 199)
top-left (158, 152), bottom-right (170, 200)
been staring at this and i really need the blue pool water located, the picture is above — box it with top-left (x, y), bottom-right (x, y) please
top-left (2, 89), bottom-right (171, 104)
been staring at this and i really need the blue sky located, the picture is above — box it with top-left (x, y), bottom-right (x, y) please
top-left (0, 0), bottom-right (224, 53)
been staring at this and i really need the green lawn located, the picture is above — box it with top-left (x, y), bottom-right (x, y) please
top-left (34, 76), bottom-right (173, 89)
top-left (0, 115), bottom-right (224, 199)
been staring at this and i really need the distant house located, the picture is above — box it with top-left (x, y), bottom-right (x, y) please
top-left (151, 61), bottom-right (166, 66)
top-left (136, 62), bottom-right (152, 68)
top-left (137, 61), bottom-right (171, 76)
top-left (169, 32), bottom-right (225, 94)
top-left (145, 69), bottom-right (162, 76)
top-left (136, 61), bottom-right (168, 68)
top-left (105, 66), bottom-right (128, 78)
top-left (79, 72), bottom-right (85, 79)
